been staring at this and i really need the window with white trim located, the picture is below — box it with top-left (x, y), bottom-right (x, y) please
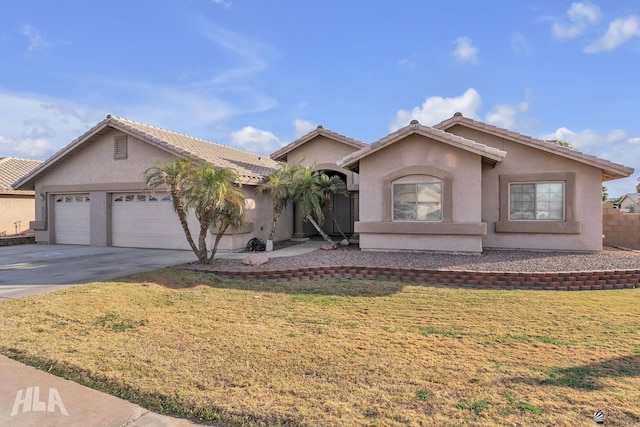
top-left (393, 175), bottom-right (442, 221)
top-left (509, 182), bottom-right (564, 220)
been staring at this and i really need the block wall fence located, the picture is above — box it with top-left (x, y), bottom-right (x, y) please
top-left (603, 203), bottom-right (640, 250)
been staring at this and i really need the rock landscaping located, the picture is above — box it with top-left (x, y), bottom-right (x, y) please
top-left (184, 245), bottom-right (640, 290)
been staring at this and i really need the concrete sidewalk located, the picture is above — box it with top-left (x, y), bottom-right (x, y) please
top-left (0, 355), bottom-right (201, 426)
top-left (0, 240), bottom-right (323, 426)
top-left (214, 239), bottom-right (325, 260)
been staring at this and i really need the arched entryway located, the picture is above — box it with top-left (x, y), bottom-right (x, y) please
top-left (293, 170), bottom-right (358, 240)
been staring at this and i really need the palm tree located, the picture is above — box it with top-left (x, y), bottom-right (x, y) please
top-left (291, 165), bottom-right (335, 246)
top-left (257, 161), bottom-right (304, 242)
top-left (145, 158), bottom-right (199, 255)
top-left (145, 159), bottom-right (246, 264)
top-left (184, 165), bottom-right (246, 263)
top-left (316, 173), bottom-right (349, 243)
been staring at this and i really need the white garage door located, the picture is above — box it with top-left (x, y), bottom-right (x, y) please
top-left (111, 193), bottom-right (200, 249)
top-left (54, 194), bottom-right (91, 245)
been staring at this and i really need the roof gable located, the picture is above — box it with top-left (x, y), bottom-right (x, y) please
top-left (434, 113), bottom-right (634, 181)
top-left (338, 120), bottom-right (506, 171)
top-left (14, 115), bottom-right (279, 190)
top-left (619, 193), bottom-right (640, 203)
top-left (0, 157), bottom-right (43, 195)
top-left (271, 125), bottom-right (366, 162)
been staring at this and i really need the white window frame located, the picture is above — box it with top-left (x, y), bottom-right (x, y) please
top-left (509, 181), bottom-right (565, 221)
top-left (392, 175), bottom-right (443, 222)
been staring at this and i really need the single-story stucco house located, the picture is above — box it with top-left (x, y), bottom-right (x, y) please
top-left (277, 113), bottom-right (633, 253)
top-left (12, 115), bottom-right (291, 251)
top-left (0, 157), bottom-right (43, 236)
top-left (617, 193), bottom-right (640, 212)
top-left (14, 113), bottom-right (634, 253)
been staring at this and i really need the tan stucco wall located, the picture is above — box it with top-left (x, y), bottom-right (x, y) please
top-left (284, 136), bottom-right (361, 191)
top-left (447, 125), bottom-right (603, 251)
top-left (30, 128), bottom-right (291, 250)
top-left (0, 195), bottom-right (35, 236)
top-left (356, 134), bottom-right (485, 253)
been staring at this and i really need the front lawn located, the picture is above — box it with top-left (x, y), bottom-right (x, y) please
top-left (1, 269), bottom-right (639, 426)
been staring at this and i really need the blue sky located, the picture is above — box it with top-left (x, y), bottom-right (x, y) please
top-left (1, 0), bottom-right (639, 197)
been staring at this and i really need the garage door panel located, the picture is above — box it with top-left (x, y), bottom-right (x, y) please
top-left (54, 194), bottom-right (91, 245)
top-left (112, 193), bottom-right (201, 249)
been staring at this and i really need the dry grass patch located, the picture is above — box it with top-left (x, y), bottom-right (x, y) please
top-left (1, 268), bottom-right (639, 426)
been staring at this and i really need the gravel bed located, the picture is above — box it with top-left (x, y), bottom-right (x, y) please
top-left (185, 246), bottom-right (640, 273)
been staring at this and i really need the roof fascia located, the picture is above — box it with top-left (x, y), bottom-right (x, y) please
top-left (271, 127), bottom-right (366, 161)
top-left (434, 116), bottom-right (633, 180)
top-left (338, 125), bottom-right (505, 170)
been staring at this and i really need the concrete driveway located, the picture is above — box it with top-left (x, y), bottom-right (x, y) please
top-left (0, 244), bottom-right (197, 300)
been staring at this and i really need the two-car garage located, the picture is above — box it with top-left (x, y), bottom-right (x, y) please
top-left (53, 193), bottom-right (199, 250)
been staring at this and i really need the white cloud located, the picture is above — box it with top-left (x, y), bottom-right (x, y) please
top-left (231, 126), bottom-right (281, 154)
top-left (212, 0), bottom-right (231, 8)
top-left (568, 2), bottom-right (601, 23)
top-left (511, 33), bottom-right (533, 55)
top-left (484, 93), bottom-right (530, 129)
top-left (552, 1), bottom-right (601, 39)
top-left (541, 127), bottom-right (627, 151)
top-left (0, 91), bottom-right (101, 159)
top-left (391, 88), bottom-right (482, 131)
top-left (452, 37), bottom-right (478, 64)
top-left (0, 135), bottom-right (55, 157)
top-left (21, 25), bottom-right (51, 51)
top-left (294, 119), bottom-right (316, 138)
top-left (584, 16), bottom-right (640, 53)
top-left (196, 23), bottom-right (275, 85)
top-left (397, 58), bottom-right (416, 68)
top-left (540, 127), bottom-right (637, 197)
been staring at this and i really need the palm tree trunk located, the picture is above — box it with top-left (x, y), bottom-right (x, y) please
top-left (170, 189), bottom-right (200, 256)
top-left (269, 209), bottom-right (281, 241)
top-left (306, 214), bottom-right (334, 246)
top-left (197, 223), bottom-right (209, 264)
top-left (208, 223), bottom-right (229, 263)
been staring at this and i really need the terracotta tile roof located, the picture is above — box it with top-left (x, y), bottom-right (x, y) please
top-left (271, 125), bottom-right (367, 161)
top-left (14, 115), bottom-right (280, 190)
top-left (433, 113), bottom-right (634, 181)
top-left (106, 116), bottom-right (279, 184)
top-left (0, 157), bottom-right (43, 195)
top-left (338, 120), bottom-right (506, 170)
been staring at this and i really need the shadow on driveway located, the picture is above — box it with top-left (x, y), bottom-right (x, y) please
top-left (0, 244), bottom-right (197, 299)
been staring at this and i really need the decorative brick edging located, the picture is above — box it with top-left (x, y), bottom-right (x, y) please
top-left (190, 265), bottom-right (640, 290)
top-left (0, 236), bottom-right (35, 247)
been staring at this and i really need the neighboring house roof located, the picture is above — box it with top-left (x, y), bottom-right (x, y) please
top-left (14, 115), bottom-right (279, 189)
top-left (338, 120), bottom-right (507, 171)
top-left (271, 125), bottom-right (367, 161)
top-left (619, 193), bottom-right (640, 204)
top-left (433, 113), bottom-right (634, 181)
top-left (0, 157), bottom-right (43, 195)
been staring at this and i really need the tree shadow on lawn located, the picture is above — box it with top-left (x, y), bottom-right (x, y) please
top-left (511, 354), bottom-right (640, 391)
top-left (113, 268), bottom-right (413, 297)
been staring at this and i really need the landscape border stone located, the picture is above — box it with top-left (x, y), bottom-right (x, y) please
top-left (187, 265), bottom-right (640, 290)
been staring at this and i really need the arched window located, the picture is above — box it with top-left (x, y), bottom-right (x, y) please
top-left (392, 175), bottom-right (442, 221)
